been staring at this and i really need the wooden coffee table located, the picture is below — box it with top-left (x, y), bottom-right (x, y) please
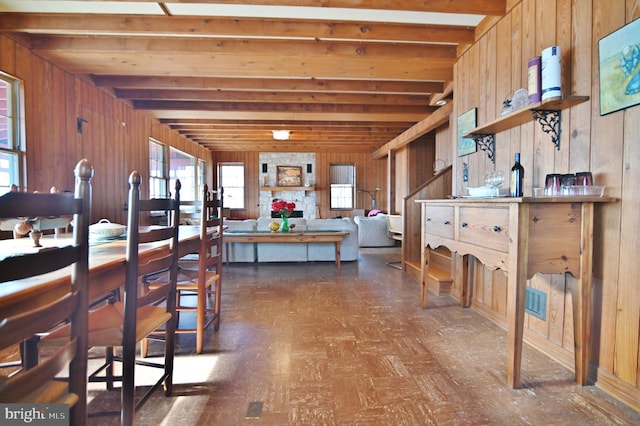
top-left (223, 230), bottom-right (349, 270)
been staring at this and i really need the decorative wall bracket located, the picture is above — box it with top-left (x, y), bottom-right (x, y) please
top-left (470, 134), bottom-right (496, 164)
top-left (531, 109), bottom-right (561, 150)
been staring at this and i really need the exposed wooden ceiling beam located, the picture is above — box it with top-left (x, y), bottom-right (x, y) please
top-left (0, 14), bottom-right (476, 44)
top-left (29, 35), bottom-right (457, 58)
top-left (159, 119), bottom-right (411, 127)
top-left (94, 76), bottom-right (444, 94)
top-left (146, 108), bottom-right (428, 122)
top-left (115, 89), bottom-right (431, 105)
top-left (80, 0), bottom-right (506, 16)
top-left (194, 141), bottom-right (383, 153)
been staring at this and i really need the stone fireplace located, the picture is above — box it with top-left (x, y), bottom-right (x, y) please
top-left (258, 152), bottom-right (316, 219)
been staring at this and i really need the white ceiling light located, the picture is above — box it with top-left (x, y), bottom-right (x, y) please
top-left (272, 130), bottom-right (290, 141)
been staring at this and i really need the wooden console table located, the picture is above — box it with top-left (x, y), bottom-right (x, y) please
top-left (223, 231), bottom-right (348, 270)
top-left (417, 196), bottom-right (614, 388)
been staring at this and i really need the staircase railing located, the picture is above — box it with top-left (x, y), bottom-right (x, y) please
top-left (402, 165), bottom-right (452, 280)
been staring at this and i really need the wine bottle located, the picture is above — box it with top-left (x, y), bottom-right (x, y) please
top-left (510, 153), bottom-right (524, 197)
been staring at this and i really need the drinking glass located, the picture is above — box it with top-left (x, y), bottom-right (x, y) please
top-left (545, 174), bottom-right (562, 196)
top-left (485, 171), bottom-right (504, 196)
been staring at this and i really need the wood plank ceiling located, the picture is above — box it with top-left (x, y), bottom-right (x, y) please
top-left (0, 1), bottom-right (506, 153)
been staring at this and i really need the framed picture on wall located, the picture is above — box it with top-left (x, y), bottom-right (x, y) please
top-left (457, 107), bottom-right (477, 157)
top-left (599, 17), bottom-right (640, 115)
top-left (277, 166), bottom-right (302, 186)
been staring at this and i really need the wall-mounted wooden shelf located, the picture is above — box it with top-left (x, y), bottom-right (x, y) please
top-left (463, 95), bottom-right (589, 163)
top-left (260, 186), bottom-right (315, 192)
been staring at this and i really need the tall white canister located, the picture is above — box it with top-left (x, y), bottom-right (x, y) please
top-left (541, 45), bottom-right (562, 101)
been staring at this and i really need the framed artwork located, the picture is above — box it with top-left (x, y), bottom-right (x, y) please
top-left (599, 17), bottom-right (640, 115)
top-left (276, 165), bottom-right (302, 186)
top-left (457, 107), bottom-right (477, 157)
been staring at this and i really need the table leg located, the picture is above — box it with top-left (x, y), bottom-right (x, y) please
top-left (572, 202), bottom-right (594, 385)
top-left (335, 241), bottom-right (341, 271)
top-left (506, 203), bottom-right (529, 388)
top-left (461, 254), bottom-right (472, 308)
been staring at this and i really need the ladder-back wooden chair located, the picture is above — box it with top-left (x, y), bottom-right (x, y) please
top-left (143, 185), bottom-right (223, 355)
top-left (0, 158), bottom-right (93, 426)
top-left (43, 172), bottom-right (181, 426)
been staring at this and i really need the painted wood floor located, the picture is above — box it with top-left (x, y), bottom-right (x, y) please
top-left (81, 247), bottom-right (639, 425)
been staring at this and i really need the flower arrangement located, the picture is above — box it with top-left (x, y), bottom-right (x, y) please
top-left (272, 199), bottom-right (296, 217)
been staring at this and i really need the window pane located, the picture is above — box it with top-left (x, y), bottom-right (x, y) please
top-left (0, 151), bottom-right (19, 195)
top-left (149, 176), bottom-right (166, 199)
top-left (219, 163), bottom-right (244, 209)
top-left (0, 116), bottom-right (9, 149)
top-left (149, 140), bottom-right (166, 178)
top-left (224, 187), bottom-right (244, 209)
top-left (0, 73), bottom-right (22, 192)
top-left (329, 164), bottom-right (355, 209)
top-left (330, 183), bottom-right (354, 209)
top-left (149, 139), bottom-right (167, 199)
top-left (0, 79), bottom-right (10, 149)
top-left (170, 148), bottom-right (196, 201)
top-left (197, 160), bottom-right (206, 200)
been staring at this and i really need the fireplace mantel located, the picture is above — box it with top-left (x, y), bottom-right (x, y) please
top-left (260, 186), bottom-right (315, 192)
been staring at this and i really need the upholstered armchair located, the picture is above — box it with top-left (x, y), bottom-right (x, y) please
top-left (353, 214), bottom-right (395, 247)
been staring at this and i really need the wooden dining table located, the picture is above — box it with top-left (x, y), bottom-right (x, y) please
top-left (0, 226), bottom-right (203, 319)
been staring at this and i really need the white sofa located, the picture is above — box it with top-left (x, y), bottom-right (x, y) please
top-left (222, 219), bottom-right (257, 262)
top-left (223, 217), bottom-right (359, 262)
top-left (256, 218), bottom-right (308, 262)
top-left (307, 218), bottom-right (359, 262)
top-left (353, 214), bottom-right (395, 247)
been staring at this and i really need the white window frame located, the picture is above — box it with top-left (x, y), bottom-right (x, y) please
top-left (0, 72), bottom-right (26, 195)
top-left (169, 147), bottom-right (199, 201)
top-left (218, 162), bottom-right (245, 209)
top-left (149, 138), bottom-right (168, 199)
top-left (329, 163), bottom-right (355, 210)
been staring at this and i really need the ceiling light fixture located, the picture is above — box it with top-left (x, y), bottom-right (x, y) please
top-left (435, 100), bottom-right (447, 106)
top-left (272, 130), bottom-right (290, 141)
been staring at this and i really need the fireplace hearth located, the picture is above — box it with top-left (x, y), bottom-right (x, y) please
top-left (271, 210), bottom-right (303, 218)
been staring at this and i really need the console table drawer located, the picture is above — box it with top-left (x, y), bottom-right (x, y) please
top-left (458, 207), bottom-right (509, 252)
top-left (424, 205), bottom-right (454, 239)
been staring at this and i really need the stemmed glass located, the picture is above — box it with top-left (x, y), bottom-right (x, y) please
top-left (485, 171), bottom-right (504, 196)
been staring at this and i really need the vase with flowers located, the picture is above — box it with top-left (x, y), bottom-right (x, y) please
top-left (271, 199), bottom-right (296, 232)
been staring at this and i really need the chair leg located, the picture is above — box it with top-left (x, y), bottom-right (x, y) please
top-left (106, 346), bottom-right (115, 391)
top-left (22, 336), bottom-right (40, 369)
top-left (163, 316), bottom-right (176, 396)
top-left (213, 279), bottom-right (222, 331)
top-left (121, 340), bottom-right (136, 426)
top-left (141, 338), bottom-right (149, 358)
top-left (196, 290), bottom-right (205, 354)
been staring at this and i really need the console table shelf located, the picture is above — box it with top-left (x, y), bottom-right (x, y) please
top-left (463, 95), bottom-right (589, 162)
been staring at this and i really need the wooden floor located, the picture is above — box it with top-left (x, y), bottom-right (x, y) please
top-left (60, 248), bottom-right (640, 424)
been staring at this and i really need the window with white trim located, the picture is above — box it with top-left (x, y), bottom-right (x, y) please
top-left (170, 147), bottom-right (199, 201)
top-left (149, 138), bottom-right (168, 199)
top-left (0, 72), bottom-right (25, 195)
top-left (329, 163), bottom-right (355, 209)
top-left (218, 162), bottom-right (244, 209)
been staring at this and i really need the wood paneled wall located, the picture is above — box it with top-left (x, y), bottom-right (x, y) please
top-left (215, 151), bottom-right (388, 219)
top-left (452, 0), bottom-right (640, 410)
top-left (0, 35), bottom-right (211, 226)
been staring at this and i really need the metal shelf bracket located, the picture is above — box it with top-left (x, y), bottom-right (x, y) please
top-left (470, 134), bottom-right (496, 164)
top-left (531, 110), bottom-right (561, 150)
